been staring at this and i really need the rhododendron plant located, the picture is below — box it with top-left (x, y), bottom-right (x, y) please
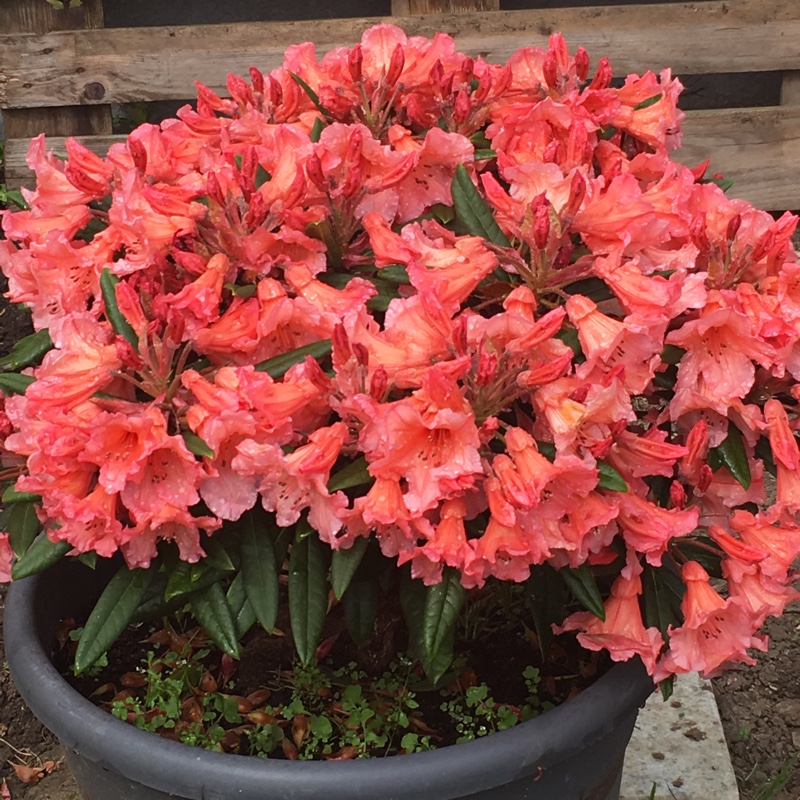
top-left (1, 25), bottom-right (798, 690)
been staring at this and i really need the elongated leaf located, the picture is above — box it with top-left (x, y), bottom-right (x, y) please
top-left (310, 117), bottom-right (325, 143)
top-left (11, 536), bottom-right (71, 580)
top-left (288, 529), bottom-right (329, 666)
top-left (2, 487), bottom-right (40, 504)
top-left (451, 163), bottom-right (510, 247)
top-left (711, 424), bottom-right (751, 490)
top-left (597, 461), bottom-right (628, 492)
top-left (399, 571), bottom-right (453, 685)
top-left (165, 562), bottom-right (227, 602)
top-left (327, 457), bottom-right (371, 493)
top-left (288, 72), bottom-right (332, 120)
top-left (0, 373), bottom-right (35, 395)
top-left (75, 567), bottom-right (153, 673)
top-left (254, 339), bottom-right (332, 379)
top-left (561, 564), bottom-right (605, 621)
top-left (7, 502), bottom-right (40, 557)
top-left (342, 580), bottom-right (379, 645)
top-left (191, 582), bottom-right (241, 658)
top-left (99, 268), bottom-right (138, 349)
top-left (227, 573), bottom-right (257, 639)
top-left (202, 536), bottom-right (236, 572)
top-left (634, 93), bottom-right (662, 111)
top-left (642, 566), bottom-right (683, 640)
top-left (241, 509), bottom-right (280, 632)
top-left (525, 564), bottom-right (568, 659)
top-left (330, 537), bottom-right (369, 600)
top-left (377, 264), bottom-right (411, 285)
top-left (423, 567), bottom-right (466, 661)
top-left (181, 431), bottom-right (214, 458)
top-left (0, 330), bottom-right (52, 371)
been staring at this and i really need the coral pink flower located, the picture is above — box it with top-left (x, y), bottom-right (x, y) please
top-left (729, 509), bottom-right (800, 581)
top-left (0, 534), bottom-right (13, 582)
top-left (655, 562), bottom-right (767, 680)
top-left (617, 493), bottom-right (698, 565)
top-left (557, 574), bottom-right (664, 674)
top-left (723, 558), bottom-right (800, 628)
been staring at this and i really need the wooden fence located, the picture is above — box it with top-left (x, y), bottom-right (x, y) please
top-left (1, 0), bottom-right (800, 209)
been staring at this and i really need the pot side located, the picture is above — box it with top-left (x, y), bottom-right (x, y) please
top-left (5, 559), bottom-right (654, 800)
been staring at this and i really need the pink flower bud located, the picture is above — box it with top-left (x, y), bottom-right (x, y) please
top-left (227, 73), bottom-right (254, 108)
top-left (669, 480), bottom-right (687, 509)
top-left (127, 138), bottom-right (148, 173)
top-left (348, 44), bottom-right (363, 83)
top-left (332, 323), bottom-right (351, 362)
top-left (341, 161), bottom-right (363, 198)
top-left (570, 383), bottom-right (590, 403)
top-left (453, 88), bottom-right (471, 125)
top-left (752, 229), bottom-right (776, 263)
top-left (385, 43), bottom-right (405, 88)
top-left (476, 348), bottom-right (498, 386)
top-left (533, 202), bottom-right (550, 250)
top-left (206, 171), bottom-right (225, 205)
top-left (244, 192), bottom-right (267, 228)
top-left (589, 57), bottom-right (612, 91)
top-left (370, 365), bottom-right (388, 400)
top-left (305, 153), bottom-right (328, 192)
top-left (543, 140), bottom-right (559, 163)
top-left (249, 67), bottom-right (265, 96)
top-left (459, 57), bottom-right (474, 86)
top-left (689, 214), bottom-right (710, 252)
top-left (575, 47), bottom-right (590, 82)
top-left (268, 76), bottom-right (283, 108)
top-left (352, 342), bottom-right (369, 367)
top-left (429, 60), bottom-right (444, 88)
top-left (543, 50), bottom-right (559, 91)
top-left (698, 464), bottom-right (713, 493)
top-left (564, 171), bottom-right (586, 219)
top-left (473, 71), bottom-right (493, 104)
top-left (725, 213), bottom-right (742, 243)
top-left (479, 416), bottom-right (500, 444)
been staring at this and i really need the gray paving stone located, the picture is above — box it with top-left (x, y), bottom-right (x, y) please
top-left (620, 672), bottom-right (739, 800)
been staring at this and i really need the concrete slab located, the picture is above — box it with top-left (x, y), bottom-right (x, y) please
top-left (620, 672), bottom-right (739, 800)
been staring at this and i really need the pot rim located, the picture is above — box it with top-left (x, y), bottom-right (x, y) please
top-left (5, 565), bottom-right (654, 800)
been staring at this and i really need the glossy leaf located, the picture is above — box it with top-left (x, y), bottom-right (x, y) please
top-left (202, 536), bottom-right (236, 572)
top-left (99, 268), bottom-right (138, 349)
top-left (254, 339), bottom-right (332, 379)
top-left (342, 580), bottom-right (380, 645)
top-left (642, 566), bottom-right (683, 639)
top-left (423, 567), bottom-right (466, 661)
top-left (310, 117), bottom-right (325, 143)
top-left (0, 373), bottom-right (35, 395)
top-left (181, 431), bottom-right (214, 458)
top-left (0, 330), bottom-right (52, 371)
top-left (525, 564), bottom-right (568, 659)
top-left (75, 567), bottom-right (154, 673)
top-left (7, 502), bottom-right (40, 557)
top-left (191, 582), bottom-right (241, 659)
top-left (711, 424), bottom-right (751, 490)
top-left (241, 509), bottom-right (280, 632)
top-left (597, 461), bottom-right (628, 492)
top-left (165, 561), bottom-right (226, 602)
top-left (288, 529), bottom-right (329, 666)
top-left (561, 564), bottom-right (605, 621)
top-left (634, 93), bottom-right (662, 111)
top-left (327, 457), bottom-right (371, 493)
top-left (11, 536), bottom-right (71, 580)
top-left (2, 486), bottom-right (40, 504)
top-left (288, 72), bottom-right (332, 120)
top-left (330, 537), bottom-right (369, 600)
top-left (227, 573), bottom-right (258, 639)
top-left (451, 163), bottom-right (510, 247)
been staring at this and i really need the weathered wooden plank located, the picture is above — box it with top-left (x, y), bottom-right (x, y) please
top-left (391, 0), bottom-right (499, 13)
top-left (6, 106), bottom-right (800, 209)
top-left (2, 1), bottom-right (799, 110)
top-left (0, 0), bottom-right (112, 138)
top-left (781, 72), bottom-right (800, 106)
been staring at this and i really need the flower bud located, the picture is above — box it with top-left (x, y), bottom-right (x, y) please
top-left (669, 480), bottom-right (687, 509)
top-left (249, 67), bottom-right (265, 96)
top-left (332, 323), bottom-right (351, 363)
top-left (341, 161), bottom-right (363, 198)
top-left (589, 57), bottom-right (612, 91)
top-left (697, 464), bottom-right (713, 493)
top-left (206, 171), bottom-right (225, 205)
top-left (533, 202), bottom-right (550, 250)
top-left (305, 153), bottom-right (328, 192)
top-left (459, 57), bottom-right (474, 87)
top-left (227, 73), bottom-right (254, 108)
top-left (476, 348), bottom-right (498, 386)
top-left (689, 214), bottom-right (710, 252)
top-left (268, 75), bottom-right (283, 109)
top-left (429, 60), bottom-right (444, 89)
top-left (570, 383), bottom-right (590, 403)
top-left (370, 365), bottom-right (388, 400)
top-left (725, 213), bottom-right (742, 243)
top-left (385, 43), bottom-right (405, 88)
top-left (127, 138), bottom-right (148, 173)
top-left (453, 87), bottom-right (471, 125)
top-left (543, 50), bottom-right (559, 92)
top-left (575, 47), bottom-right (590, 82)
top-left (352, 342), bottom-right (369, 367)
top-left (348, 44), bottom-right (363, 83)
top-left (473, 71), bottom-right (493, 104)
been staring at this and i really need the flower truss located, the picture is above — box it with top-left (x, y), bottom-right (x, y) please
top-left (1, 24), bottom-right (799, 683)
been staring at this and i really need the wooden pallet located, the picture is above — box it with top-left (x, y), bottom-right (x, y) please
top-left (2, 0), bottom-right (800, 209)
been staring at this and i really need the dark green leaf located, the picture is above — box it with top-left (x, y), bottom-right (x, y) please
top-left (451, 163), bottom-right (510, 247)
top-left (241, 508), bottom-right (280, 632)
top-left (710, 423), bottom-right (751, 489)
top-left (305, 219), bottom-right (343, 268)
top-left (525, 564), bottom-right (568, 659)
top-left (561, 564), bottom-right (605, 621)
top-left (181, 431), bottom-right (214, 458)
top-left (377, 264), bottom-right (411, 285)
top-left (226, 573), bottom-right (257, 639)
top-left (642, 565), bottom-right (683, 639)
top-left (536, 440), bottom-right (557, 462)
top-left (659, 345), bottom-right (686, 365)
top-left (330, 537), bottom-right (369, 600)
top-left (597, 461), bottom-right (628, 492)
top-left (287, 72), bottom-right (332, 120)
top-left (190, 582), bottom-right (241, 659)
top-left (7, 502), bottom-right (40, 557)
top-left (310, 117), bottom-right (325, 143)
top-left (76, 552), bottom-right (98, 569)
top-left (659, 676), bottom-right (674, 701)
top-left (473, 149), bottom-right (497, 159)
top-left (224, 283), bottom-right (257, 299)
top-left (2, 486), bottom-right (40, 504)
top-left (11, 535), bottom-right (71, 580)
top-left (562, 277), bottom-right (614, 303)
top-left (255, 164), bottom-right (271, 188)
top-left (288, 528), bottom-right (330, 666)
top-left (100, 268), bottom-right (138, 349)
top-left (0, 373), bottom-right (35, 394)
top-left (202, 536), bottom-right (236, 572)
top-left (254, 339), bottom-right (332, 379)
top-left (165, 561), bottom-right (226, 602)
top-left (399, 571), bottom-right (453, 685)
top-left (75, 567), bottom-right (153, 673)
top-left (755, 435), bottom-right (776, 477)
top-left (634, 93), bottom-right (662, 111)
top-left (327, 457), bottom-right (371, 493)
top-left (555, 327), bottom-right (582, 358)
top-left (342, 579), bottom-right (380, 645)
top-left (423, 567), bottom-right (466, 661)
top-left (0, 330), bottom-right (52, 371)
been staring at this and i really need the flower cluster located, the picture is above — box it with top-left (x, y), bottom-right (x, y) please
top-left (1, 25), bottom-right (799, 681)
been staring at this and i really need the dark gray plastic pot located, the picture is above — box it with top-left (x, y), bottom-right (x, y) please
top-left (5, 559), bottom-right (654, 800)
